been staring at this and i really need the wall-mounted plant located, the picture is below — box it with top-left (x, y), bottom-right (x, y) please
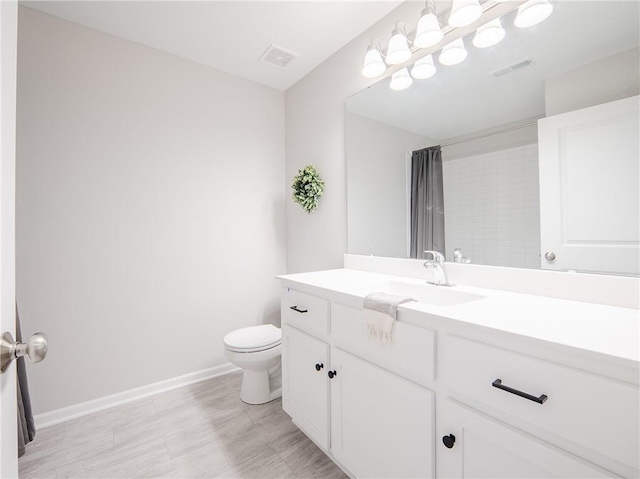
top-left (292, 164), bottom-right (325, 214)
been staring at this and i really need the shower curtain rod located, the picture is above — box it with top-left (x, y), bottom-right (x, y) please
top-left (439, 120), bottom-right (538, 148)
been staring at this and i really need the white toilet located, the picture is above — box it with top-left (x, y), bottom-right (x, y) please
top-left (223, 324), bottom-right (282, 405)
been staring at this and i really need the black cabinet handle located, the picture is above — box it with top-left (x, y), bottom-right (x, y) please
top-left (442, 434), bottom-right (456, 449)
top-left (328, 370), bottom-right (337, 379)
top-left (492, 379), bottom-right (548, 404)
top-left (290, 306), bottom-right (308, 314)
top-left (315, 363), bottom-right (324, 371)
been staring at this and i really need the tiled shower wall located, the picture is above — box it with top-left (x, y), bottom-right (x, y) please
top-left (443, 144), bottom-right (541, 269)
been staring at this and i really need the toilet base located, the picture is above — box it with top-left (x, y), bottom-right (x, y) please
top-left (240, 364), bottom-right (282, 405)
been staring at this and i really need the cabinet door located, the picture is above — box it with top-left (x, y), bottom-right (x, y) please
top-left (330, 348), bottom-right (434, 478)
top-left (439, 399), bottom-right (618, 479)
top-left (538, 96), bottom-right (639, 275)
top-left (281, 325), bottom-right (330, 450)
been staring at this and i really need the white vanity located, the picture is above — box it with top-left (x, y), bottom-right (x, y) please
top-left (277, 261), bottom-right (639, 479)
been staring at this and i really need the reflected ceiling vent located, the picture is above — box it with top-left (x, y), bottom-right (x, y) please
top-left (490, 58), bottom-right (535, 77)
top-left (259, 44), bottom-right (299, 68)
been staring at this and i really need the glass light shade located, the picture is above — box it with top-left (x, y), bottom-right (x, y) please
top-left (414, 10), bottom-right (444, 48)
top-left (514, 0), bottom-right (553, 28)
top-left (473, 18), bottom-right (506, 48)
top-left (439, 38), bottom-right (467, 66)
top-left (386, 30), bottom-right (412, 65)
top-left (390, 68), bottom-right (413, 91)
top-left (362, 44), bottom-right (386, 78)
top-left (411, 54), bottom-right (437, 79)
top-left (448, 0), bottom-right (482, 27)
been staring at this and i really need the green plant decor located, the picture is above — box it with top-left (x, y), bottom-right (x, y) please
top-left (292, 165), bottom-right (325, 214)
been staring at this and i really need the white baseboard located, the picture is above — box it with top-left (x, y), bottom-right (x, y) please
top-left (34, 362), bottom-right (240, 429)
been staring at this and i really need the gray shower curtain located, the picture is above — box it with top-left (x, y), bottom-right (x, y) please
top-left (410, 146), bottom-right (445, 259)
top-left (17, 306), bottom-right (36, 457)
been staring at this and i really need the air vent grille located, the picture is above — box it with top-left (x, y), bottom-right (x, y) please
top-left (259, 44), bottom-right (299, 68)
top-left (491, 58), bottom-right (534, 77)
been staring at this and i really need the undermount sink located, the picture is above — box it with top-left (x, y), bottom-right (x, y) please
top-left (376, 280), bottom-right (485, 307)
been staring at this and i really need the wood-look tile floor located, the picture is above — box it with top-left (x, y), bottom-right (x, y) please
top-left (19, 372), bottom-right (348, 479)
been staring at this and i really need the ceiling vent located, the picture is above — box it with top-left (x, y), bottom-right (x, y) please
top-left (259, 44), bottom-right (299, 68)
top-left (490, 58), bottom-right (535, 77)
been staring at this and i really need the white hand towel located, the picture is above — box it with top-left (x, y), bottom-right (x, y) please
top-left (363, 292), bottom-right (415, 345)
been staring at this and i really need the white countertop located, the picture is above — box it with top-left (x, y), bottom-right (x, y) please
top-left (278, 268), bottom-right (640, 367)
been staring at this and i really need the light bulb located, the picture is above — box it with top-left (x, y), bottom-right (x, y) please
top-left (362, 42), bottom-right (386, 78)
top-left (514, 0), bottom-right (553, 28)
top-left (473, 18), bottom-right (506, 48)
top-left (386, 22), bottom-right (412, 65)
top-left (411, 54), bottom-right (437, 79)
top-left (390, 68), bottom-right (413, 91)
top-left (439, 38), bottom-right (467, 66)
top-left (448, 0), bottom-right (482, 28)
top-left (414, 8), bottom-right (443, 48)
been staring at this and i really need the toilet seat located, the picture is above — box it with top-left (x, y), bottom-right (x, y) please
top-left (224, 324), bottom-right (281, 353)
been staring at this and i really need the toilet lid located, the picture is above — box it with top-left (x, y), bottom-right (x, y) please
top-left (224, 324), bottom-right (281, 352)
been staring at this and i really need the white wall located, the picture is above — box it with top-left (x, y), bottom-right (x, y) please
top-left (545, 47), bottom-right (639, 116)
top-left (285, 1), bottom-right (425, 273)
top-left (16, 7), bottom-right (286, 414)
top-left (443, 144), bottom-right (541, 269)
top-left (346, 112), bottom-right (432, 258)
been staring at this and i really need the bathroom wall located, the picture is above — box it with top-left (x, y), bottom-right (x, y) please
top-left (16, 7), bottom-right (286, 414)
top-left (285, 1), bottom-right (425, 273)
top-left (346, 112), bottom-right (432, 258)
top-left (443, 143), bottom-right (541, 269)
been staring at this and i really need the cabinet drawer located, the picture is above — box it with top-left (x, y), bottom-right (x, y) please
top-left (443, 335), bottom-right (639, 470)
top-left (331, 303), bottom-right (435, 385)
top-left (281, 288), bottom-right (329, 338)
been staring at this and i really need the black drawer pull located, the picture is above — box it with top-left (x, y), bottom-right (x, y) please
top-left (492, 379), bottom-right (548, 404)
top-left (442, 434), bottom-right (456, 449)
top-left (328, 370), bottom-right (337, 379)
top-left (290, 306), bottom-right (308, 314)
top-left (315, 363), bottom-right (324, 371)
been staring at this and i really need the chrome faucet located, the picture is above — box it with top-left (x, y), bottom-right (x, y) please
top-left (423, 251), bottom-right (453, 286)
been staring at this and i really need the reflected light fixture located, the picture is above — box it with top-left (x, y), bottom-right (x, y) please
top-left (411, 54), bottom-right (437, 79)
top-left (386, 21), bottom-right (412, 65)
top-left (414, 0), bottom-right (444, 48)
top-left (362, 39), bottom-right (386, 78)
top-left (473, 17), bottom-right (506, 48)
top-left (514, 0), bottom-right (554, 28)
top-left (448, 0), bottom-right (482, 28)
top-left (439, 38), bottom-right (467, 66)
top-left (390, 68), bottom-right (413, 90)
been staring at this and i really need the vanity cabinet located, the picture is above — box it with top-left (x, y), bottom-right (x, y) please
top-left (439, 400), bottom-right (615, 478)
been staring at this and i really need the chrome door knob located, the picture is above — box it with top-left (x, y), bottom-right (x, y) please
top-left (544, 251), bottom-right (556, 262)
top-left (0, 331), bottom-right (48, 373)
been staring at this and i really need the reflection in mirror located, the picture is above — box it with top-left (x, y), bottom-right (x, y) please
top-left (346, 1), bottom-right (639, 276)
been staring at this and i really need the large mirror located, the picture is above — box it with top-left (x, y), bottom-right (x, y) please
top-left (346, 0), bottom-right (639, 276)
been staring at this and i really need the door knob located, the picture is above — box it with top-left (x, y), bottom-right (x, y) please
top-left (544, 251), bottom-right (556, 262)
top-left (328, 370), bottom-right (337, 379)
top-left (442, 434), bottom-right (456, 449)
top-left (0, 331), bottom-right (48, 373)
top-left (315, 363), bottom-right (324, 371)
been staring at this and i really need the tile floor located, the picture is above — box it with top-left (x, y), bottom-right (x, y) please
top-left (19, 372), bottom-right (347, 479)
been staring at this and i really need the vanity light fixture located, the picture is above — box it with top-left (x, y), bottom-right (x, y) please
top-left (386, 21), bottom-right (412, 65)
top-left (414, 0), bottom-right (444, 49)
top-left (411, 54), bottom-right (437, 79)
top-left (439, 38), bottom-right (468, 66)
top-left (390, 68), bottom-right (413, 90)
top-left (473, 17), bottom-right (506, 48)
top-left (514, 0), bottom-right (554, 28)
top-left (448, 0), bottom-right (483, 28)
top-left (362, 39), bottom-right (386, 78)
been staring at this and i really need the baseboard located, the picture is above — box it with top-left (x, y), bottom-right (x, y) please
top-left (34, 362), bottom-right (240, 429)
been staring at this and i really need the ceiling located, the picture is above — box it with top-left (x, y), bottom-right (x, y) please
top-left (346, 1), bottom-right (640, 140)
top-left (21, 0), bottom-right (403, 91)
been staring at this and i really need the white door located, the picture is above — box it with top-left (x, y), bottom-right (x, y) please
top-left (330, 347), bottom-right (434, 479)
top-left (438, 399), bottom-right (617, 479)
top-left (281, 325), bottom-right (330, 450)
top-left (0, 1), bottom-right (19, 476)
top-left (538, 96), bottom-right (639, 275)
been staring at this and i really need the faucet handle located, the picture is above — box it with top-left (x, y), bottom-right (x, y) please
top-left (424, 250), bottom-right (445, 263)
